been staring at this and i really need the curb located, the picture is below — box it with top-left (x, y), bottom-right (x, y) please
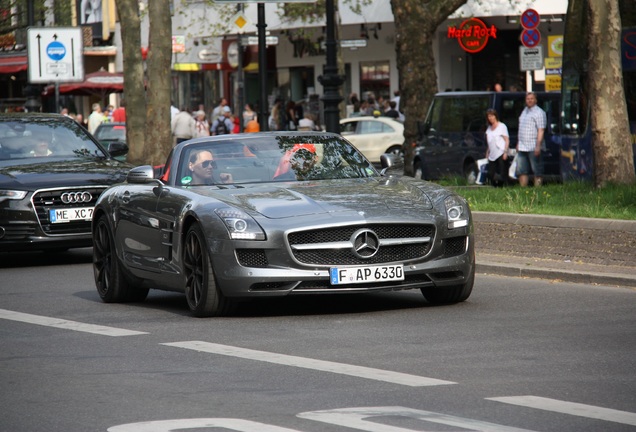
top-left (473, 212), bottom-right (636, 288)
top-left (476, 261), bottom-right (636, 288)
top-left (473, 211), bottom-right (636, 232)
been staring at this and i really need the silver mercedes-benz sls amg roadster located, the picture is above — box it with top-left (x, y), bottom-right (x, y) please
top-left (92, 132), bottom-right (474, 317)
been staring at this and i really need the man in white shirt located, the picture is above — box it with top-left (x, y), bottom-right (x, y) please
top-left (516, 92), bottom-right (547, 187)
top-left (87, 103), bottom-right (103, 134)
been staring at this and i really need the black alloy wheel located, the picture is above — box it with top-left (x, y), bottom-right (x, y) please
top-left (93, 215), bottom-right (148, 303)
top-left (183, 224), bottom-right (233, 317)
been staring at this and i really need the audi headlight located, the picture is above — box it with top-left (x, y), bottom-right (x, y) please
top-left (214, 208), bottom-right (266, 240)
top-left (445, 195), bottom-right (469, 229)
top-left (0, 190), bottom-right (28, 203)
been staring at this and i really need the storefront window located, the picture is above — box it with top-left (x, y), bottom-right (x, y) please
top-left (359, 61), bottom-right (390, 102)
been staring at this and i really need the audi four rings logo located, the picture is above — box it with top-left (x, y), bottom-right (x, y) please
top-left (61, 191), bottom-right (93, 204)
top-left (351, 229), bottom-right (380, 259)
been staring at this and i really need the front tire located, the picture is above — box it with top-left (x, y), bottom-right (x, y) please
top-left (93, 215), bottom-right (149, 303)
top-left (421, 269), bottom-right (474, 305)
top-left (183, 224), bottom-right (233, 317)
top-left (386, 145), bottom-right (403, 158)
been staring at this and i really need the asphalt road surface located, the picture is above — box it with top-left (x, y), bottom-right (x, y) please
top-left (1, 248), bottom-right (635, 432)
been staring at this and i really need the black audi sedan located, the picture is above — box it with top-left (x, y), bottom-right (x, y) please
top-left (0, 113), bottom-right (132, 252)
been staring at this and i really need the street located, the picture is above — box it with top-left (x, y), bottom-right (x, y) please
top-left (1, 248), bottom-right (635, 432)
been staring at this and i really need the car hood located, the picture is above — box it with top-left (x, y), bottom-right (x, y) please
top-left (197, 177), bottom-right (448, 219)
top-left (0, 158), bottom-right (132, 190)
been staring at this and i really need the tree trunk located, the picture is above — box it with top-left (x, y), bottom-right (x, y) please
top-left (390, 0), bottom-right (467, 176)
top-left (588, 0), bottom-right (636, 186)
top-left (146, 0), bottom-right (173, 166)
top-left (116, 0), bottom-right (146, 164)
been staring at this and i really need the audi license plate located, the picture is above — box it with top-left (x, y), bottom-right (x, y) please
top-left (49, 207), bottom-right (94, 223)
top-left (330, 264), bottom-right (404, 285)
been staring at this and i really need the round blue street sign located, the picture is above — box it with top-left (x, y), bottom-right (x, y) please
top-left (46, 41), bottom-right (66, 61)
top-left (521, 8), bottom-right (540, 30)
top-left (521, 29), bottom-right (541, 48)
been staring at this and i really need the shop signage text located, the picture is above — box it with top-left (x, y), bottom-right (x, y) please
top-left (447, 18), bottom-right (497, 53)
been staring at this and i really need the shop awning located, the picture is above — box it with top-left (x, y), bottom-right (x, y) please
top-left (0, 55), bottom-right (28, 74)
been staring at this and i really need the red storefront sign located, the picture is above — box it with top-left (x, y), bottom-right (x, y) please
top-left (447, 18), bottom-right (497, 54)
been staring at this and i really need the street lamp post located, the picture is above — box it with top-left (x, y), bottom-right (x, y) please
top-left (318, 0), bottom-right (343, 133)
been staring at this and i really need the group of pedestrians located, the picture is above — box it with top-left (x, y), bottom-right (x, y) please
top-left (267, 98), bottom-right (321, 132)
top-left (485, 91), bottom-right (546, 187)
top-left (348, 90), bottom-right (404, 122)
top-left (61, 100), bottom-right (127, 133)
top-left (170, 99), bottom-right (263, 144)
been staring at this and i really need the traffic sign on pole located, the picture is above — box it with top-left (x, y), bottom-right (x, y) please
top-left (519, 46), bottom-right (544, 71)
top-left (520, 8), bottom-right (540, 30)
top-left (521, 28), bottom-right (541, 48)
top-left (27, 27), bottom-right (84, 84)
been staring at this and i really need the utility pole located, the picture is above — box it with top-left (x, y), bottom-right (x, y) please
top-left (317, 0), bottom-right (343, 133)
top-left (257, 3), bottom-right (268, 131)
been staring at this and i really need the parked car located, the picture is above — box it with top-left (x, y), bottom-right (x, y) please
top-left (340, 116), bottom-right (404, 164)
top-left (0, 113), bottom-right (131, 252)
top-left (92, 132), bottom-right (474, 317)
top-left (414, 91), bottom-right (562, 183)
top-left (93, 122), bottom-right (127, 161)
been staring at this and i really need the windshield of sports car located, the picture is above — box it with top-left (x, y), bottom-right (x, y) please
top-left (0, 117), bottom-right (108, 161)
top-left (177, 134), bottom-right (380, 186)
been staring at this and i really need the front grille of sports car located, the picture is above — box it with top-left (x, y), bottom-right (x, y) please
top-left (236, 249), bottom-right (269, 268)
top-left (288, 224), bottom-right (435, 266)
top-left (32, 187), bottom-right (106, 236)
top-left (443, 236), bottom-right (467, 257)
top-left (294, 274), bottom-right (433, 290)
top-left (249, 274), bottom-right (434, 292)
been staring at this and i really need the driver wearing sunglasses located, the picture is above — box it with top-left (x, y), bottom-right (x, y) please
top-left (187, 149), bottom-right (233, 185)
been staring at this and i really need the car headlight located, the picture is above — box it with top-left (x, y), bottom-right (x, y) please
top-left (214, 208), bottom-right (266, 240)
top-left (445, 195), bottom-right (469, 229)
top-left (0, 190), bottom-right (28, 204)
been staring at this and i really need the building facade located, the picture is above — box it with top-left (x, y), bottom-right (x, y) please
top-left (158, 0), bottom-right (567, 124)
top-left (0, 0), bottom-right (567, 120)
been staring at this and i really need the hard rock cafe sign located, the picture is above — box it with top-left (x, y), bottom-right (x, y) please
top-left (447, 18), bottom-right (497, 54)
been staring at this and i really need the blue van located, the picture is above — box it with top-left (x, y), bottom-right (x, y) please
top-left (413, 91), bottom-right (562, 183)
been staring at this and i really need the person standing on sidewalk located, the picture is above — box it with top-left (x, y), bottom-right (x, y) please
top-left (516, 92), bottom-right (546, 187)
top-left (171, 107), bottom-right (196, 144)
top-left (87, 103), bottom-right (103, 134)
top-left (485, 108), bottom-right (510, 187)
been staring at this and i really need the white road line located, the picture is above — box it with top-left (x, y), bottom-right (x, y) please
top-left (298, 406), bottom-right (537, 432)
top-left (161, 340), bottom-right (455, 387)
top-left (487, 396), bottom-right (636, 426)
top-left (0, 309), bottom-right (148, 337)
top-left (109, 418), bottom-right (303, 432)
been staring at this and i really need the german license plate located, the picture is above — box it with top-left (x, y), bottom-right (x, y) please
top-left (330, 264), bottom-right (404, 285)
top-left (49, 207), bottom-right (94, 223)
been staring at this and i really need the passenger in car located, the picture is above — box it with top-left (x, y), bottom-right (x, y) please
top-left (273, 144), bottom-right (318, 181)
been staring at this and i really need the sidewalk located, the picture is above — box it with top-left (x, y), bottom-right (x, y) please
top-left (473, 212), bottom-right (636, 288)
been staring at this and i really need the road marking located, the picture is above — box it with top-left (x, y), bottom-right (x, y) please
top-left (0, 308), bottom-right (148, 337)
top-left (487, 396), bottom-right (636, 426)
top-left (109, 418), bottom-right (302, 432)
top-left (161, 341), bottom-right (455, 387)
top-left (298, 406), bottom-right (536, 432)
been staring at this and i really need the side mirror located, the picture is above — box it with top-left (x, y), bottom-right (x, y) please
top-left (380, 153), bottom-right (404, 175)
top-left (127, 165), bottom-right (161, 184)
top-left (108, 141), bottom-right (129, 158)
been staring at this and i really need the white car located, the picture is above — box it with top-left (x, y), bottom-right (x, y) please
top-left (340, 116), bottom-right (404, 163)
